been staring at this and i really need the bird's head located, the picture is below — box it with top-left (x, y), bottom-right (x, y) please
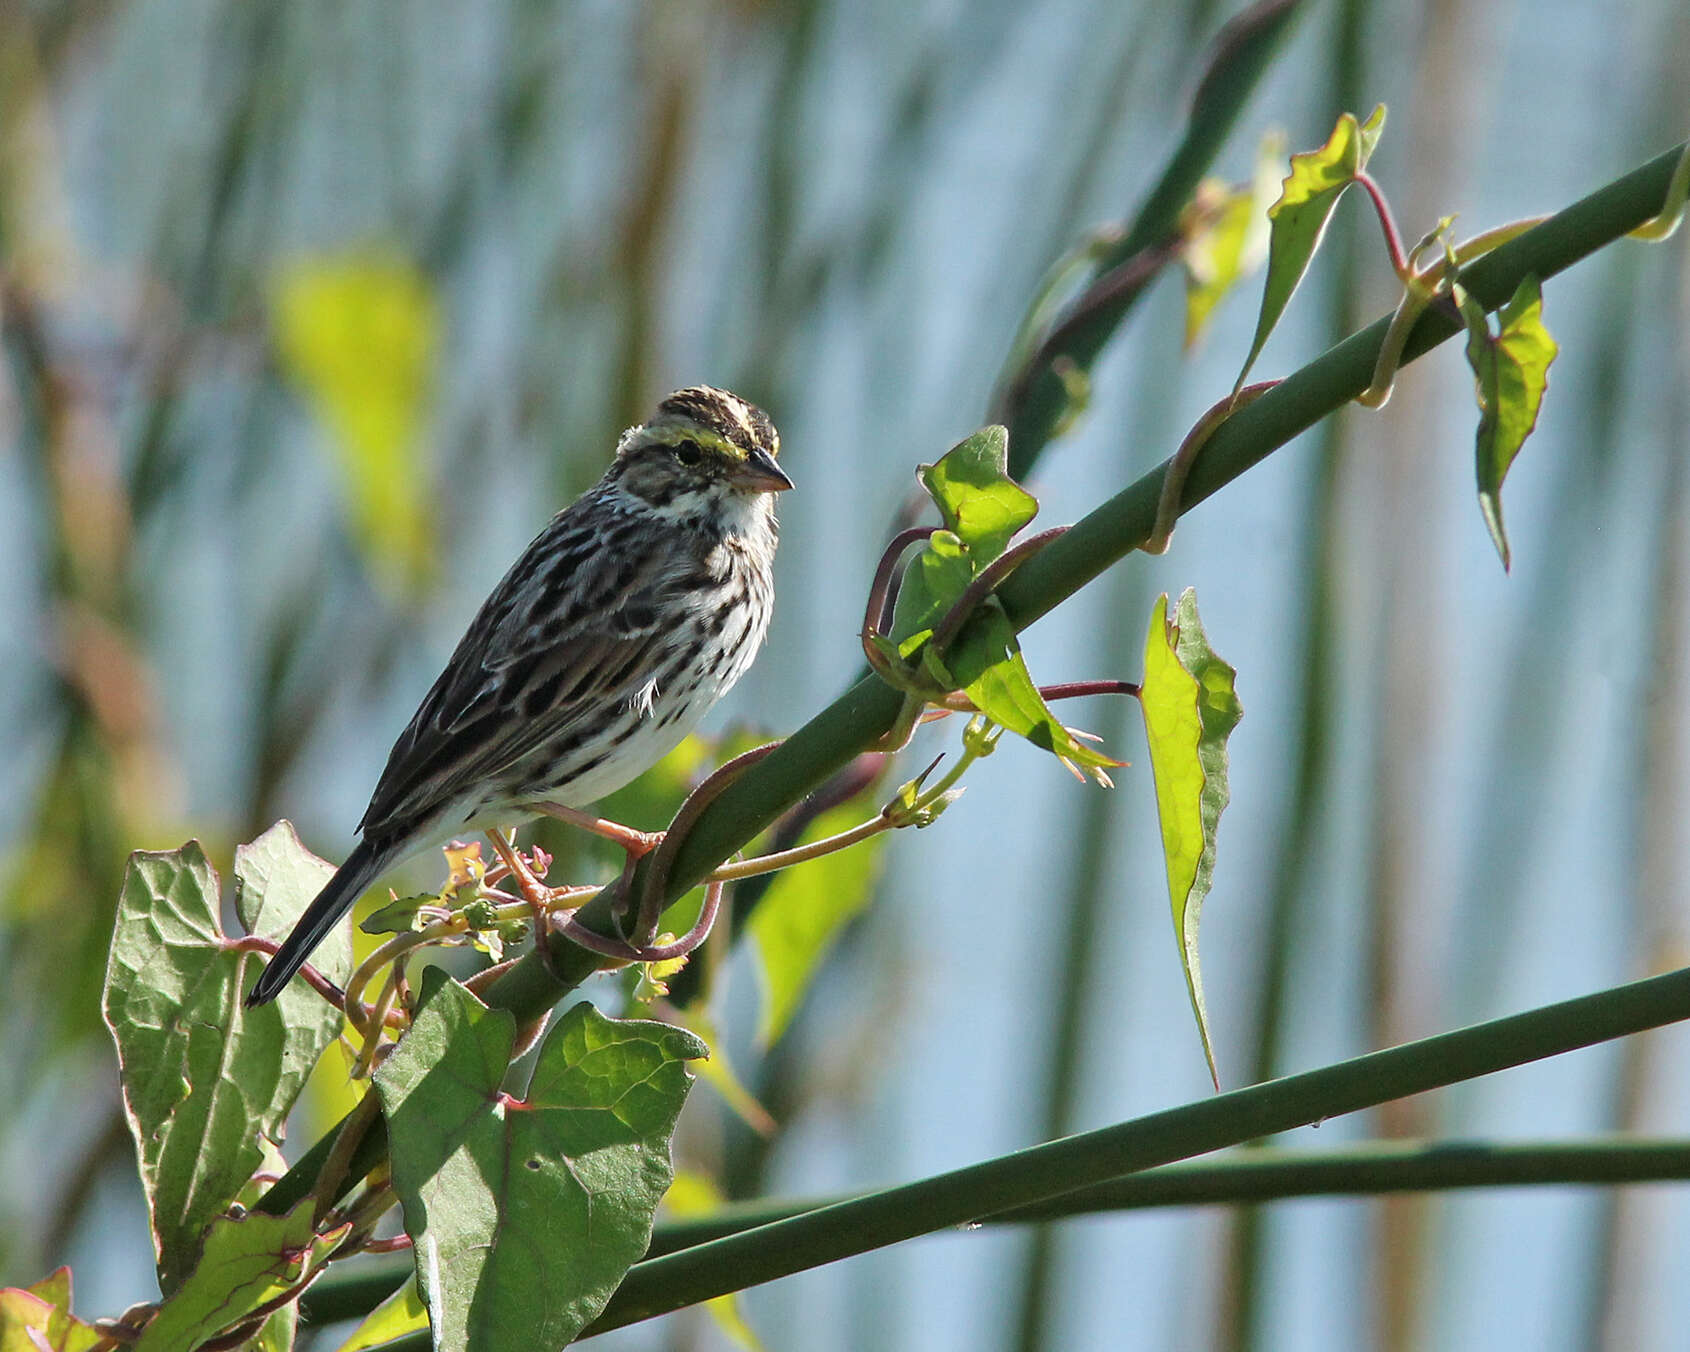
top-left (611, 387), bottom-right (792, 526)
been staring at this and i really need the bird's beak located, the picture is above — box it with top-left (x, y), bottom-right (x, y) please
top-left (733, 446), bottom-right (795, 493)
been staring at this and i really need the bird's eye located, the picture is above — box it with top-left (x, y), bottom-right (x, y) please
top-left (673, 439), bottom-right (703, 466)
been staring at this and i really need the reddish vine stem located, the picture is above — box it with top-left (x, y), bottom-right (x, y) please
top-left (631, 740), bottom-right (784, 946)
top-left (1354, 170), bottom-right (1409, 277)
top-left (225, 936), bottom-right (387, 1021)
top-left (861, 525), bottom-right (938, 654)
top-left (927, 525), bottom-right (1072, 654)
top-left (557, 878), bottom-right (727, 964)
top-left (1037, 679), bottom-right (1141, 701)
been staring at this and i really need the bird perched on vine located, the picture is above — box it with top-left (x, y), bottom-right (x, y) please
top-left (246, 386), bottom-right (791, 1005)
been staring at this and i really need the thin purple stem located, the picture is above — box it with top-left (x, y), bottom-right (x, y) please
top-left (556, 879), bottom-right (725, 964)
top-left (1354, 171), bottom-right (1409, 277)
top-left (1038, 679), bottom-right (1141, 701)
top-left (862, 526), bottom-right (935, 643)
top-left (929, 526), bottom-right (1070, 653)
top-left (633, 741), bottom-right (783, 945)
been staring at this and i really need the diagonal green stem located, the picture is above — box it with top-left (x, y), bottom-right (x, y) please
top-left (314, 1136), bottom-right (1690, 1332)
top-left (606, 138), bottom-right (1690, 962)
top-left (642, 1138), bottom-right (1690, 1254)
top-left (262, 138), bottom-right (1690, 1225)
top-left (581, 962), bottom-right (1690, 1333)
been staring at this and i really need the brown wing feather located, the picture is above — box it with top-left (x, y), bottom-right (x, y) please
top-left (357, 500), bottom-right (690, 838)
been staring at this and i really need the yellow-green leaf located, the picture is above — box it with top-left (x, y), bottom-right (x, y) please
top-left (1140, 591), bottom-right (1242, 1088)
top-left (888, 530), bottom-right (974, 645)
top-left (133, 1202), bottom-right (346, 1352)
top-left (1236, 105), bottom-right (1386, 389)
top-left (947, 601), bottom-right (1122, 780)
top-left (1181, 133), bottom-right (1282, 347)
top-left (0, 1269), bottom-right (102, 1352)
top-left (334, 1276), bottom-right (429, 1352)
top-left (917, 425), bottom-right (1037, 563)
top-left (750, 802), bottom-right (888, 1046)
top-left (1461, 274), bottom-right (1558, 571)
top-left (272, 252), bottom-right (439, 596)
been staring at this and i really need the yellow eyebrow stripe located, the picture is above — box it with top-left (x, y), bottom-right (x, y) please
top-left (644, 425), bottom-right (748, 460)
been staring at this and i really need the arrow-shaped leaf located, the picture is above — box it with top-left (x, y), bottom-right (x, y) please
top-left (948, 601), bottom-right (1122, 781)
top-left (1140, 591), bottom-right (1242, 1087)
top-left (1181, 132), bottom-right (1283, 348)
top-left (1460, 273), bottom-right (1558, 570)
top-left (1236, 104), bottom-right (1386, 389)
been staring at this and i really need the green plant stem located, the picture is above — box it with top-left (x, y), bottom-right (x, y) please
top-left (644, 1138), bottom-right (1690, 1254)
top-left (309, 1136), bottom-right (1690, 1333)
top-left (579, 963), bottom-right (1690, 1334)
top-left (557, 137), bottom-right (1690, 995)
top-left (704, 816), bottom-right (890, 883)
top-left (1003, 0), bottom-right (1306, 477)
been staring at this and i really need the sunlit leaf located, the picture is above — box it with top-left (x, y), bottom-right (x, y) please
top-left (101, 826), bottom-right (350, 1292)
top-left (884, 428), bottom-right (1123, 772)
top-left (1180, 133), bottom-right (1282, 347)
top-left (1139, 591), bottom-right (1242, 1088)
top-left (749, 802), bottom-right (890, 1047)
top-left (133, 1201), bottom-right (345, 1352)
top-left (1460, 274), bottom-right (1558, 571)
top-left (947, 601), bottom-right (1123, 780)
top-left (1236, 105), bottom-right (1386, 389)
top-left (334, 1276), bottom-right (429, 1352)
top-left (891, 428), bottom-right (1037, 646)
top-left (917, 425), bottom-right (1036, 562)
top-left (373, 979), bottom-right (705, 1352)
top-left (0, 1268), bottom-right (102, 1352)
top-left (888, 529), bottom-right (973, 645)
top-left (272, 252), bottom-right (439, 596)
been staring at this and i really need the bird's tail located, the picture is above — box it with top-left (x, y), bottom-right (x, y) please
top-left (245, 837), bottom-right (388, 1007)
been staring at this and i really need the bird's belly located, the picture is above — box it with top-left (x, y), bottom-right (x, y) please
top-left (439, 669), bottom-right (743, 839)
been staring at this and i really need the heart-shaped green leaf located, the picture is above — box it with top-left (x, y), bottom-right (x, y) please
top-left (102, 825), bottom-right (350, 1292)
top-left (374, 979), bottom-right (706, 1352)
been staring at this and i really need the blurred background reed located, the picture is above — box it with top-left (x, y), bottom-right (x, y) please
top-left (3, 1), bottom-right (1688, 1348)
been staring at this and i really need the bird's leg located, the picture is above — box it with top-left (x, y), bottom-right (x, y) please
top-left (531, 800), bottom-right (664, 927)
top-left (531, 800), bottom-right (664, 857)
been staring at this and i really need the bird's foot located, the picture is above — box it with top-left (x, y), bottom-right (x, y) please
top-left (531, 800), bottom-right (664, 858)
